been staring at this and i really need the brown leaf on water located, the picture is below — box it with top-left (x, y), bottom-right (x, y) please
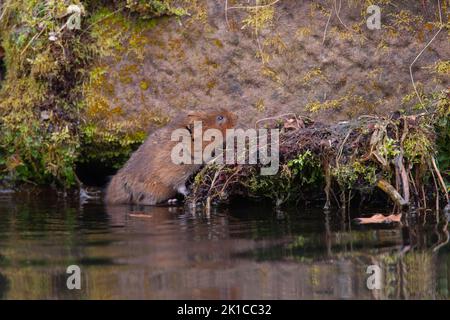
top-left (355, 213), bottom-right (402, 224)
top-left (129, 213), bottom-right (152, 218)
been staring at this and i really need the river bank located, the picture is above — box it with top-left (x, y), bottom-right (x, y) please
top-left (0, 1), bottom-right (448, 199)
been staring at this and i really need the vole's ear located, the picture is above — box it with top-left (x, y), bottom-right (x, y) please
top-left (187, 111), bottom-right (206, 122)
top-left (187, 111), bottom-right (206, 125)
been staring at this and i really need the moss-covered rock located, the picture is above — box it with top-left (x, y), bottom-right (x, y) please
top-left (0, 0), bottom-right (185, 186)
top-left (0, 0), bottom-right (91, 186)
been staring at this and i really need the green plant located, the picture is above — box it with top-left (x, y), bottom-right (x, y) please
top-left (379, 137), bottom-right (400, 159)
top-left (248, 151), bottom-right (323, 206)
top-left (125, 0), bottom-right (187, 18)
top-left (287, 151), bottom-right (322, 185)
top-left (332, 161), bottom-right (378, 190)
top-left (0, 0), bottom-right (91, 186)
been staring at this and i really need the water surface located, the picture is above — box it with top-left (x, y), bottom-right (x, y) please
top-left (0, 192), bottom-right (449, 299)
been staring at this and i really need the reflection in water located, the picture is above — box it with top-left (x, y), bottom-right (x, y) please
top-left (0, 192), bottom-right (449, 299)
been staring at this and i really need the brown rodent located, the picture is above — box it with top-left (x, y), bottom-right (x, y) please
top-left (105, 109), bottom-right (237, 205)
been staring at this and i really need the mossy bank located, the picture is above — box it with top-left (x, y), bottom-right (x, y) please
top-left (0, 1), bottom-right (448, 193)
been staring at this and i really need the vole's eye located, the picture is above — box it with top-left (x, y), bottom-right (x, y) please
top-left (216, 115), bottom-right (224, 122)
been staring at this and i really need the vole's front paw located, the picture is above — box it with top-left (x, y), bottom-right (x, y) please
top-left (177, 185), bottom-right (189, 196)
top-left (167, 198), bottom-right (178, 205)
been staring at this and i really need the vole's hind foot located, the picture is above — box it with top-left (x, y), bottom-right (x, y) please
top-left (167, 198), bottom-right (178, 205)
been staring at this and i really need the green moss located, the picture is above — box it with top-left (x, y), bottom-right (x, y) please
top-left (80, 6), bottom-right (169, 171)
top-left (404, 132), bottom-right (433, 164)
top-left (0, 0), bottom-right (188, 187)
top-left (139, 79), bottom-right (151, 90)
top-left (332, 161), bottom-right (378, 191)
top-left (0, 0), bottom-right (91, 187)
top-left (80, 123), bottom-right (146, 169)
top-left (247, 151), bottom-right (323, 206)
top-left (299, 67), bottom-right (324, 86)
top-left (306, 93), bottom-right (374, 115)
top-left (126, 0), bottom-right (187, 19)
top-left (241, 3), bottom-right (275, 33)
top-left (254, 98), bottom-right (265, 112)
top-left (434, 60), bottom-right (450, 75)
top-left (379, 137), bottom-right (400, 160)
top-left (305, 98), bottom-right (343, 113)
top-left (212, 38), bottom-right (223, 48)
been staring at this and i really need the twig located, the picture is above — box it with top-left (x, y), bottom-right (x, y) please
top-left (394, 153), bottom-right (410, 203)
top-left (377, 178), bottom-right (408, 207)
top-left (225, 0), bottom-right (230, 29)
top-left (336, 128), bottom-right (352, 167)
top-left (431, 156), bottom-right (449, 203)
top-left (20, 26), bottom-right (46, 57)
top-left (422, 185), bottom-right (427, 209)
top-left (409, 0), bottom-right (443, 109)
top-left (408, 169), bottom-right (419, 200)
top-left (432, 220), bottom-right (449, 252)
top-left (0, 0), bottom-right (11, 23)
top-left (430, 162), bottom-right (440, 211)
top-left (208, 165), bottom-right (225, 197)
top-left (322, 7), bottom-right (333, 45)
top-left (332, 0), bottom-right (367, 41)
top-left (323, 160), bottom-right (332, 209)
top-left (334, 0), bottom-right (349, 31)
top-left (220, 166), bottom-right (242, 194)
top-left (255, 112), bottom-right (302, 128)
top-left (331, 188), bottom-right (341, 208)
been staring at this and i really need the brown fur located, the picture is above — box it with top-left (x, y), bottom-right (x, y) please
top-left (105, 109), bottom-right (237, 205)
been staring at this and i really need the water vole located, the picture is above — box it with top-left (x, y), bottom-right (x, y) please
top-left (105, 109), bottom-right (237, 205)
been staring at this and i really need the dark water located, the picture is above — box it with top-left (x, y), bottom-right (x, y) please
top-left (0, 191), bottom-right (449, 300)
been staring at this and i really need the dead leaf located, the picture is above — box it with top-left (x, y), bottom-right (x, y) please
top-left (129, 213), bottom-right (152, 218)
top-left (355, 213), bottom-right (402, 224)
